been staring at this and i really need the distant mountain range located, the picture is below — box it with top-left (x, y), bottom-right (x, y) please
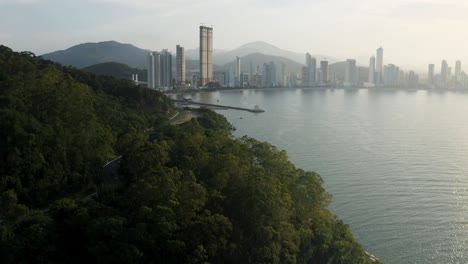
top-left (41, 40), bottom-right (338, 69)
top-left (41, 40), bottom-right (364, 81)
top-left (222, 52), bottom-right (304, 73)
top-left (185, 41), bottom-right (337, 66)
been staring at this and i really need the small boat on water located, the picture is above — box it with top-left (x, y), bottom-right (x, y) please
top-left (252, 105), bottom-right (265, 113)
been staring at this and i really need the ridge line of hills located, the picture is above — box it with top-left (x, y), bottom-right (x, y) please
top-left (42, 40), bottom-right (368, 82)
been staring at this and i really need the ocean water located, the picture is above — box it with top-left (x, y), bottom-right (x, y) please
top-left (175, 88), bottom-right (468, 264)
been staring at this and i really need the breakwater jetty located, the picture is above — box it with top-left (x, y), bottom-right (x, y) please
top-left (172, 99), bottom-right (265, 113)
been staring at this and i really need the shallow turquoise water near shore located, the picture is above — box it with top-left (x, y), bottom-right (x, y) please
top-left (176, 88), bottom-right (468, 264)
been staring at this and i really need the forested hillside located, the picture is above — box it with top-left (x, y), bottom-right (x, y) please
top-left (0, 46), bottom-right (376, 263)
top-left (83, 62), bottom-right (147, 81)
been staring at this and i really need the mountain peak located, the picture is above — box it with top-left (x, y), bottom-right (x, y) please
top-left (41, 41), bottom-right (150, 68)
top-left (72, 40), bottom-right (135, 50)
top-left (237, 41), bottom-right (279, 50)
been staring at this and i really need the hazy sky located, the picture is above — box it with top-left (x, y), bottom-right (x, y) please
top-left (1, 0), bottom-right (468, 72)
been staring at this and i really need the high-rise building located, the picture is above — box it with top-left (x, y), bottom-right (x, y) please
top-left (176, 45), bottom-right (185, 86)
top-left (384, 64), bottom-right (400, 87)
top-left (320, 61), bottom-right (329, 84)
top-left (249, 60), bottom-right (254, 85)
top-left (408, 71), bottom-right (419, 89)
top-left (235, 56), bottom-right (241, 86)
top-left (154, 52), bottom-right (161, 87)
top-left (160, 49), bottom-right (172, 87)
top-left (455, 60), bottom-right (462, 82)
top-left (376, 47), bottom-right (383, 84)
top-left (399, 70), bottom-right (406, 87)
top-left (368, 55), bottom-right (375, 84)
top-left (305, 53), bottom-right (316, 86)
top-left (428, 64), bottom-right (434, 85)
top-left (441, 60), bottom-right (448, 84)
top-left (461, 71), bottom-right (468, 88)
top-left (199, 26), bottom-right (213, 86)
top-left (147, 52), bottom-right (155, 88)
top-left (262, 62), bottom-right (277, 87)
top-left (310, 57), bottom-right (316, 85)
top-left (316, 68), bottom-right (323, 84)
top-left (281, 63), bottom-right (287, 87)
top-left (228, 67), bottom-right (235, 87)
top-left (240, 72), bottom-right (248, 88)
top-left (262, 63), bottom-right (269, 88)
top-left (301, 66), bottom-right (308, 86)
top-left (344, 59), bottom-right (357, 87)
top-left (270, 61), bottom-right (277, 87)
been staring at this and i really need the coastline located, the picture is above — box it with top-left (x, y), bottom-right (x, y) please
top-left (164, 85), bottom-right (468, 96)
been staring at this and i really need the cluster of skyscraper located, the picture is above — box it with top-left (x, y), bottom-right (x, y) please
top-left (144, 25), bottom-right (468, 90)
top-left (146, 26), bottom-right (213, 89)
top-left (147, 49), bottom-right (173, 89)
top-left (427, 60), bottom-right (468, 88)
top-left (215, 58), bottom-right (296, 88)
top-left (147, 47), bottom-right (186, 89)
top-left (301, 54), bottom-right (330, 86)
top-left (363, 47), bottom-right (418, 89)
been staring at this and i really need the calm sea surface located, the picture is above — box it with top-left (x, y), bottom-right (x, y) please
top-left (175, 88), bottom-right (468, 264)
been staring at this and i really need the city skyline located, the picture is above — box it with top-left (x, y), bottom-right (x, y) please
top-left (146, 35), bottom-right (465, 89)
top-left (2, 0), bottom-right (468, 71)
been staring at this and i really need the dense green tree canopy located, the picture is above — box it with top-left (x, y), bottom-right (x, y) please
top-left (0, 46), bottom-right (378, 263)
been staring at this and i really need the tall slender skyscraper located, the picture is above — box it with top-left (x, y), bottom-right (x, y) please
top-left (281, 63), bottom-right (287, 87)
top-left (235, 56), bottom-right (241, 86)
top-left (176, 45), bottom-right (185, 86)
top-left (262, 62), bottom-right (277, 87)
top-left (160, 49), bottom-right (172, 87)
top-left (249, 60), bottom-right (254, 85)
top-left (199, 26), bottom-right (213, 86)
top-left (441, 60), bottom-right (448, 83)
top-left (455, 60), bottom-right (462, 81)
top-left (305, 53), bottom-right (312, 86)
top-left (262, 63), bottom-right (269, 87)
top-left (320, 61), bottom-right (329, 84)
top-left (376, 47), bottom-right (383, 84)
top-left (368, 55), bottom-right (375, 83)
top-left (305, 53), bottom-right (316, 86)
top-left (428, 64), bottom-right (434, 85)
top-left (147, 52), bottom-right (155, 88)
top-left (269, 61), bottom-right (277, 87)
top-left (154, 52), bottom-right (161, 87)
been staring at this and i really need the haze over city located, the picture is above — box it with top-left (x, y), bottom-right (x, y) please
top-left (2, 0), bottom-right (468, 71)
